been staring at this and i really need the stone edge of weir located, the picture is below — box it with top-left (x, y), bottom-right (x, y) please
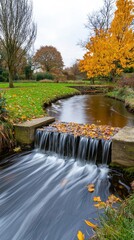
top-left (14, 118), bottom-right (134, 167)
top-left (14, 116), bottom-right (55, 145)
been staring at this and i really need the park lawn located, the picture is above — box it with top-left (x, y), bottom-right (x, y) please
top-left (0, 82), bottom-right (79, 123)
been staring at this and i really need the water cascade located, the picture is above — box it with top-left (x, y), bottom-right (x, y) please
top-left (35, 129), bottom-right (112, 165)
top-left (0, 128), bottom-right (129, 240)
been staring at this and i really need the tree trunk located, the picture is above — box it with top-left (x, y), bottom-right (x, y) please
top-left (8, 69), bottom-right (14, 88)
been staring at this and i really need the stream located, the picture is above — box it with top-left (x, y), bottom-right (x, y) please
top-left (47, 95), bottom-right (134, 127)
top-left (0, 94), bottom-right (133, 240)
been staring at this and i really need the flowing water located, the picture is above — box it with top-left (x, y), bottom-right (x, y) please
top-left (0, 130), bottom-right (130, 240)
top-left (47, 95), bottom-right (134, 127)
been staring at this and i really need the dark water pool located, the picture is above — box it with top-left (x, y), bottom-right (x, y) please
top-left (47, 95), bottom-right (134, 127)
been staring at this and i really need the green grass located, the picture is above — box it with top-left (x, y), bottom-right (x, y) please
top-left (0, 82), bottom-right (80, 123)
top-left (106, 87), bottom-right (134, 112)
top-left (95, 194), bottom-right (134, 240)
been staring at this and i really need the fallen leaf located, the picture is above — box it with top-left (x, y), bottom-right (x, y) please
top-left (94, 202), bottom-right (106, 209)
top-left (93, 196), bottom-right (101, 202)
top-left (87, 183), bottom-right (95, 193)
top-left (108, 194), bottom-right (121, 203)
top-left (13, 147), bottom-right (21, 153)
top-left (77, 230), bottom-right (85, 240)
top-left (85, 220), bottom-right (97, 229)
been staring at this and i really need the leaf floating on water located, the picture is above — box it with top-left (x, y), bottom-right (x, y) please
top-left (77, 230), bottom-right (85, 240)
top-left (85, 220), bottom-right (97, 229)
top-left (87, 183), bottom-right (95, 193)
top-left (93, 196), bottom-right (101, 202)
top-left (94, 195), bottom-right (121, 209)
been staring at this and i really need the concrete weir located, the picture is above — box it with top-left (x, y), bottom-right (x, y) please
top-left (112, 127), bottom-right (134, 167)
top-left (14, 117), bottom-right (55, 145)
top-left (14, 118), bottom-right (134, 167)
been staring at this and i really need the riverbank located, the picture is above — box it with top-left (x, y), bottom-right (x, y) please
top-left (0, 82), bottom-right (80, 123)
top-left (106, 87), bottom-right (134, 113)
top-left (88, 192), bottom-right (134, 240)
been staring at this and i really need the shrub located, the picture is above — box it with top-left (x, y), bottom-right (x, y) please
top-left (44, 72), bottom-right (54, 80)
top-left (118, 77), bottom-right (134, 89)
top-left (0, 71), bottom-right (9, 82)
top-left (0, 92), bottom-right (14, 153)
top-left (0, 74), bottom-right (6, 82)
top-left (0, 92), bottom-right (7, 118)
top-left (124, 67), bottom-right (134, 73)
top-left (34, 72), bottom-right (54, 81)
top-left (18, 74), bottom-right (26, 80)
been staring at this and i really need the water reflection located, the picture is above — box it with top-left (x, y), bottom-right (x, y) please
top-left (47, 95), bottom-right (134, 127)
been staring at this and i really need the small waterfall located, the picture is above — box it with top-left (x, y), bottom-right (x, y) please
top-left (0, 129), bottom-right (130, 240)
top-left (35, 130), bottom-right (112, 164)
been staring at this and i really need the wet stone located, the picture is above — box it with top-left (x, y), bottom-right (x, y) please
top-left (112, 127), bottom-right (134, 167)
top-left (14, 117), bottom-right (55, 145)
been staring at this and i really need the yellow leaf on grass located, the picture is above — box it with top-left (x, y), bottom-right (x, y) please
top-left (21, 115), bottom-right (27, 120)
top-left (87, 183), bottom-right (95, 193)
top-left (77, 230), bottom-right (85, 240)
top-left (85, 220), bottom-right (97, 229)
top-left (108, 194), bottom-right (121, 203)
top-left (93, 196), bottom-right (101, 202)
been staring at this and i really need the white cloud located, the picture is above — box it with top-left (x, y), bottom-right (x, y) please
top-left (32, 0), bottom-right (104, 67)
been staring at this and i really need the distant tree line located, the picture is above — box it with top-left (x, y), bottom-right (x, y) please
top-left (0, 42), bottom-right (85, 83)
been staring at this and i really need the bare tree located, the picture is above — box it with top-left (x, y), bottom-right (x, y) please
top-left (0, 0), bottom-right (37, 87)
top-left (86, 0), bottom-right (115, 34)
top-left (78, 0), bottom-right (115, 49)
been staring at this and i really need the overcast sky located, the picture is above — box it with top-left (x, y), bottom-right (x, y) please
top-left (32, 0), bottom-right (104, 67)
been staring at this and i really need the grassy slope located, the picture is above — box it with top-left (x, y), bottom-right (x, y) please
top-left (0, 82), bottom-right (79, 123)
top-left (95, 193), bottom-right (134, 240)
top-left (106, 87), bottom-right (134, 112)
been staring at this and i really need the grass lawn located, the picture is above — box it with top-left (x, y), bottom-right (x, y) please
top-left (0, 82), bottom-right (80, 123)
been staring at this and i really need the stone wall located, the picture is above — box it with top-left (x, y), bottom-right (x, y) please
top-left (112, 127), bottom-right (134, 167)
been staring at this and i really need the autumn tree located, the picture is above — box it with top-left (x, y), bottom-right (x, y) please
top-left (79, 0), bottom-right (134, 80)
top-left (34, 46), bottom-right (64, 72)
top-left (109, 0), bottom-right (134, 75)
top-left (0, 0), bottom-right (36, 87)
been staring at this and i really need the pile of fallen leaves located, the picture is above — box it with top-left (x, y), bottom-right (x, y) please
top-left (50, 122), bottom-right (120, 140)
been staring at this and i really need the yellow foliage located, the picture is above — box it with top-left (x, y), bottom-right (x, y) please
top-left (79, 0), bottom-right (134, 78)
